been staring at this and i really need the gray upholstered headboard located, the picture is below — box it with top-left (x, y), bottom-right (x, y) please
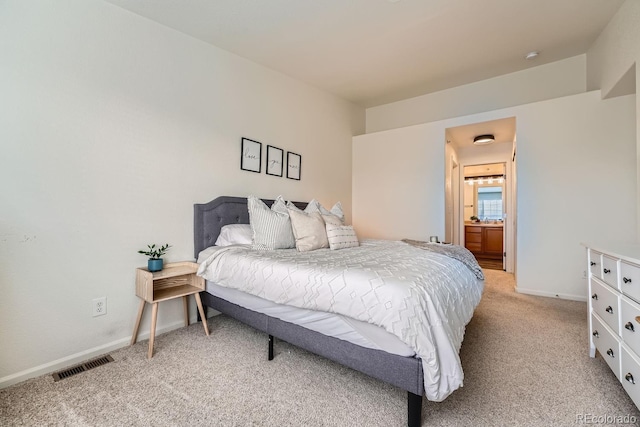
top-left (193, 196), bottom-right (307, 258)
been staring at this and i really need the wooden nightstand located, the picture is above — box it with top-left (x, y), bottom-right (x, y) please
top-left (131, 261), bottom-right (209, 358)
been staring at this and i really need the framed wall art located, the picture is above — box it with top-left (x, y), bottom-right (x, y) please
top-left (286, 151), bottom-right (301, 180)
top-left (266, 145), bottom-right (284, 177)
top-left (241, 138), bottom-right (262, 173)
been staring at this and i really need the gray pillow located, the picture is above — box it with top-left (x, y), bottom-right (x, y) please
top-left (248, 195), bottom-right (295, 250)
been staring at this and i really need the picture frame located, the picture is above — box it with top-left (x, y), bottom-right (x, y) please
top-left (266, 145), bottom-right (284, 177)
top-left (286, 151), bottom-right (301, 180)
top-left (241, 138), bottom-right (262, 173)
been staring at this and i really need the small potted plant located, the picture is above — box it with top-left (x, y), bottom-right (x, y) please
top-left (138, 243), bottom-right (171, 272)
top-left (470, 215), bottom-right (479, 223)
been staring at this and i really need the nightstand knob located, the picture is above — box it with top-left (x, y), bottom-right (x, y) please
top-left (591, 293), bottom-right (598, 300)
top-left (606, 306), bottom-right (614, 314)
top-left (607, 348), bottom-right (615, 358)
top-left (604, 268), bottom-right (611, 274)
top-left (624, 277), bottom-right (632, 284)
top-left (592, 330), bottom-right (599, 338)
top-left (590, 261), bottom-right (596, 266)
top-left (625, 373), bottom-right (635, 384)
top-left (626, 322), bottom-right (635, 332)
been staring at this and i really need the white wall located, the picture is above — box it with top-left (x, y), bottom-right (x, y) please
top-left (587, 0), bottom-right (640, 232)
top-left (353, 124), bottom-right (445, 241)
top-left (0, 0), bottom-right (364, 386)
top-left (353, 91), bottom-right (636, 300)
top-left (365, 55), bottom-right (587, 134)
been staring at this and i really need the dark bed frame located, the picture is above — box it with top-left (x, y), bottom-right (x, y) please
top-left (194, 196), bottom-right (424, 427)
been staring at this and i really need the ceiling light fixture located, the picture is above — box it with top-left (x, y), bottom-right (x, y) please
top-left (525, 51), bottom-right (539, 60)
top-left (473, 134), bottom-right (495, 145)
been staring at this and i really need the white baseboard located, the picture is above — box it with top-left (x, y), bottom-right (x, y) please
top-left (515, 286), bottom-right (586, 302)
top-left (0, 319), bottom-right (186, 389)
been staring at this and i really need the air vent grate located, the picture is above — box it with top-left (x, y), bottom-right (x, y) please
top-left (52, 355), bottom-right (114, 382)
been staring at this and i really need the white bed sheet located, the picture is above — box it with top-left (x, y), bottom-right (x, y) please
top-left (197, 240), bottom-right (484, 402)
top-left (205, 280), bottom-right (416, 357)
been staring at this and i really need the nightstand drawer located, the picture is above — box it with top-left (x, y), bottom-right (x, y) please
top-left (592, 314), bottom-right (621, 380)
top-left (591, 279), bottom-right (620, 335)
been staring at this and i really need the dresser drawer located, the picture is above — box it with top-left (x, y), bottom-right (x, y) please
top-left (590, 250), bottom-right (603, 280)
top-left (621, 261), bottom-right (640, 303)
top-left (621, 346), bottom-right (640, 408)
top-left (592, 314), bottom-right (621, 379)
top-left (591, 279), bottom-right (620, 334)
top-left (601, 255), bottom-right (619, 289)
top-left (621, 297), bottom-right (640, 356)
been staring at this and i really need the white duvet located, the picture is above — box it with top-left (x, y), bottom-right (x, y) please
top-left (197, 239), bottom-right (484, 401)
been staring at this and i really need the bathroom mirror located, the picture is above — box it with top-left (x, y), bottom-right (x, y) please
top-left (463, 164), bottom-right (505, 222)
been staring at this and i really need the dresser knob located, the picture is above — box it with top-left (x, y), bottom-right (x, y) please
top-left (593, 330), bottom-right (599, 338)
top-left (624, 277), bottom-right (632, 284)
top-left (607, 348), bottom-right (615, 358)
top-left (604, 268), bottom-right (611, 274)
top-left (626, 322), bottom-right (635, 332)
top-left (626, 373), bottom-right (635, 384)
top-left (590, 261), bottom-right (596, 266)
top-left (591, 294), bottom-right (598, 300)
top-left (606, 306), bottom-right (614, 314)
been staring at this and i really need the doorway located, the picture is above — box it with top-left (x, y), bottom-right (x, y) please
top-left (463, 163), bottom-right (506, 270)
top-left (444, 117), bottom-right (516, 274)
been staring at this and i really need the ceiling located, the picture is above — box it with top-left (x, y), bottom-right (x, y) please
top-left (104, 0), bottom-right (624, 108)
top-left (446, 117), bottom-right (516, 150)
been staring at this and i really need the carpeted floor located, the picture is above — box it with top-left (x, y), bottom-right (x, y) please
top-left (1, 270), bottom-right (639, 426)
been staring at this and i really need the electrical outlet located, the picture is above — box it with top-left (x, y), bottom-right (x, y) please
top-left (582, 270), bottom-right (587, 279)
top-left (92, 297), bottom-right (107, 317)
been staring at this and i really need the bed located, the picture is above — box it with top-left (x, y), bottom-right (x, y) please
top-left (194, 196), bottom-right (484, 427)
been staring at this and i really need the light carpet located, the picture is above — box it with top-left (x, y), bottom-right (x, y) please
top-left (2, 270), bottom-right (639, 426)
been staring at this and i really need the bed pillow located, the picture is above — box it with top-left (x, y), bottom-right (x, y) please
top-left (326, 224), bottom-right (359, 250)
top-left (288, 209), bottom-right (329, 252)
top-left (215, 224), bottom-right (252, 246)
top-left (305, 199), bottom-right (345, 224)
top-left (248, 195), bottom-right (295, 250)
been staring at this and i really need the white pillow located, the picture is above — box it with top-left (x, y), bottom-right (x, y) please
top-left (248, 195), bottom-right (295, 250)
top-left (215, 224), bottom-right (252, 246)
top-left (303, 199), bottom-right (345, 224)
top-left (321, 214), bottom-right (343, 226)
top-left (326, 224), bottom-right (359, 250)
top-left (288, 209), bottom-right (329, 252)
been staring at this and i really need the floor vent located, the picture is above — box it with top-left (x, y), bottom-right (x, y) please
top-left (52, 355), bottom-right (114, 382)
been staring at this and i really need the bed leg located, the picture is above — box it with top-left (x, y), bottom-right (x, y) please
top-left (407, 392), bottom-right (422, 427)
top-left (268, 334), bottom-right (274, 361)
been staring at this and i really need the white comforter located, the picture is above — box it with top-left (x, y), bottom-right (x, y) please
top-left (197, 239), bottom-right (484, 401)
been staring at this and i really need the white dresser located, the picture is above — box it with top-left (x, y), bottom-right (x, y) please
top-left (586, 243), bottom-right (640, 409)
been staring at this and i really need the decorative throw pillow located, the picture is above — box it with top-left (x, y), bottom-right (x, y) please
top-left (288, 209), bottom-right (329, 252)
top-left (215, 224), bottom-right (253, 246)
top-left (321, 214), bottom-right (343, 226)
top-left (306, 199), bottom-right (345, 224)
top-left (325, 224), bottom-right (359, 250)
top-left (248, 195), bottom-right (295, 250)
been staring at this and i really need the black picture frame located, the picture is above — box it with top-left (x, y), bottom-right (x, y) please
top-left (266, 145), bottom-right (284, 177)
top-left (286, 151), bottom-right (301, 180)
top-left (241, 138), bottom-right (262, 173)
